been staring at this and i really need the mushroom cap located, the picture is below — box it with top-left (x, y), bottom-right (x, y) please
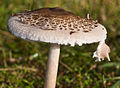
top-left (8, 7), bottom-right (107, 46)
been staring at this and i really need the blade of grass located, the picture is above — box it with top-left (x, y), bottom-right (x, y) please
top-left (111, 80), bottom-right (120, 88)
top-left (99, 62), bottom-right (120, 68)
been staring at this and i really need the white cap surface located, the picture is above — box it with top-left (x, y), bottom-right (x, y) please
top-left (8, 7), bottom-right (107, 46)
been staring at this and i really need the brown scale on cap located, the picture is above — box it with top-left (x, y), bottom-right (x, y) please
top-left (12, 7), bottom-right (99, 32)
top-left (70, 31), bottom-right (76, 35)
top-left (12, 13), bottom-right (17, 16)
top-left (32, 14), bottom-right (39, 20)
top-left (83, 30), bottom-right (89, 32)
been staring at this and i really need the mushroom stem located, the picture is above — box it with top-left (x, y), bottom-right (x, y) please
top-left (44, 43), bottom-right (60, 88)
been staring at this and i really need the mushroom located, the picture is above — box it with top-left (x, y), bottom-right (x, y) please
top-left (7, 7), bottom-right (110, 88)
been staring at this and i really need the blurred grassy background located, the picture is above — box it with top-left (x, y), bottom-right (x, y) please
top-left (0, 0), bottom-right (120, 88)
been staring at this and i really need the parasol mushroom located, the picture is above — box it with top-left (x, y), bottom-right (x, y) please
top-left (7, 7), bottom-right (110, 88)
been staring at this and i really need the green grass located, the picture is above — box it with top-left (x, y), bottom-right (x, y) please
top-left (0, 0), bottom-right (120, 88)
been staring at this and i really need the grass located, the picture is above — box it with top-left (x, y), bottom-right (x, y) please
top-left (0, 0), bottom-right (120, 88)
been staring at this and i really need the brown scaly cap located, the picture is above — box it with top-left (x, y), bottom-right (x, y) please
top-left (8, 7), bottom-right (107, 46)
